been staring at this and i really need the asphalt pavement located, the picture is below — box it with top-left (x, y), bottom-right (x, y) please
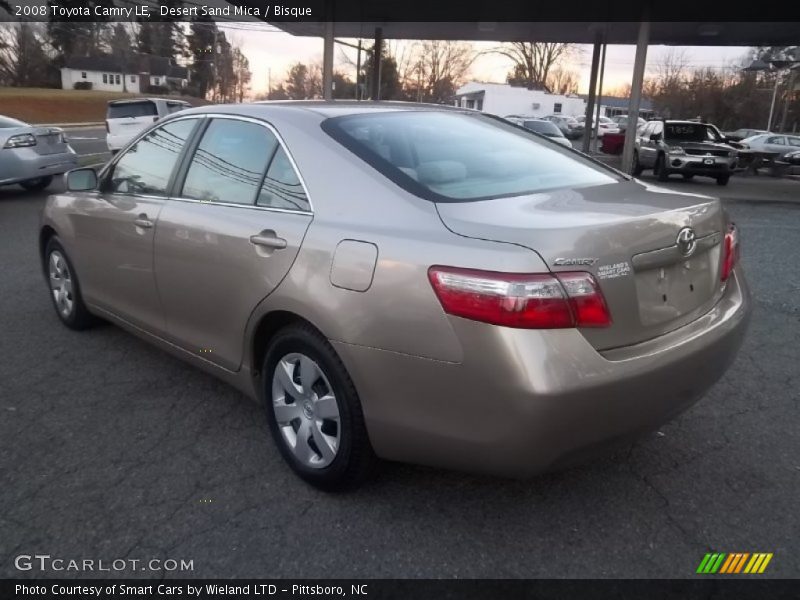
top-left (0, 181), bottom-right (798, 579)
top-left (62, 126), bottom-right (109, 165)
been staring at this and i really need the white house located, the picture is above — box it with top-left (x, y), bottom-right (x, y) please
top-left (454, 82), bottom-right (587, 118)
top-left (61, 55), bottom-right (189, 93)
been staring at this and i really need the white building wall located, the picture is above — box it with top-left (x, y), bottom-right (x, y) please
top-left (60, 68), bottom-right (141, 92)
top-left (456, 82), bottom-right (586, 118)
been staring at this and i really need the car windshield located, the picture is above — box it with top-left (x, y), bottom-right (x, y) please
top-left (322, 111), bottom-right (619, 202)
top-left (107, 101), bottom-right (158, 119)
top-left (664, 123), bottom-right (722, 142)
top-left (522, 120), bottom-right (563, 137)
top-left (0, 115), bottom-right (26, 128)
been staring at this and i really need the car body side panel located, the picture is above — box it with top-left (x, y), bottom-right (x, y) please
top-left (333, 268), bottom-right (750, 476)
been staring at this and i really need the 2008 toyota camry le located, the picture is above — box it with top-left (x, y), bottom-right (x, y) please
top-left (40, 102), bottom-right (751, 490)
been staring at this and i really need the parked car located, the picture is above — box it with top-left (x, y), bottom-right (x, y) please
top-left (576, 115), bottom-right (620, 137)
top-left (737, 133), bottom-right (800, 158)
top-left (543, 114), bottom-right (584, 139)
top-left (42, 102), bottom-right (750, 490)
top-left (610, 115), bottom-right (646, 133)
top-left (505, 116), bottom-right (573, 148)
top-left (633, 120), bottom-right (738, 185)
top-left (106, 98), bottom-right (191, 154)
top-left (782, 149), bottom-right (800, 165)
top-left (0, 115), bottom-right (77, 191)
top-left (723, 128), bottom-right (769, 142)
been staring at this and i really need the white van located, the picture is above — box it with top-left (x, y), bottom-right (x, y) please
top-left (105, 98), bottom-right (191, 153)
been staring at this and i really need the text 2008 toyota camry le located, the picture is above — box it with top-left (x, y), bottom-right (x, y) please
top-left (40, 102), bottom-right (751, 490)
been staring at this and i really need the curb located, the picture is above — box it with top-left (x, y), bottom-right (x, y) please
top-left (34, 122), bottom-right (104, 129)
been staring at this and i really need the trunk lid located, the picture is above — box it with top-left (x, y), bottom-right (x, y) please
top-left (435, 180), bottom-right (729, 350)
top-left (31, 127), bottom-right (69, 156)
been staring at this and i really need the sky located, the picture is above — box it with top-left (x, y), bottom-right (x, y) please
top-left (218, 24), bottom-right (754, 98)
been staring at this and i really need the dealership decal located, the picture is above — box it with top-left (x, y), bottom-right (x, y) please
top-left (597, 261), bottom-right (632, 280)
top-left (696, 552), bottom-right (774, 574)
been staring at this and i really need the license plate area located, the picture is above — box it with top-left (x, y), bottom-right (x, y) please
top-left (634, 248), bottom-right (719, 326)
top-left (703, 158), bottom-right (714, 165)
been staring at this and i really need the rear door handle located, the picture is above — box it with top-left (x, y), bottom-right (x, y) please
top-left (250, 231), bottom-right (287, 250)
top-left (134, 214), bottom-right (153, 229)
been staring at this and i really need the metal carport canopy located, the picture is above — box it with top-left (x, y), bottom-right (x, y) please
top-left (267, 20), bottom-right (798, 171)
top-left (268, 21), bottom-right (799, 46)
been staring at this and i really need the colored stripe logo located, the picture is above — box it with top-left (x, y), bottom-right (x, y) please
top-left (697, 553), bottom-right (773, 574)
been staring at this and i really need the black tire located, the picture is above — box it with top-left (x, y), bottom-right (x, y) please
top-left (632, 151), bottom-right (644, 176)
top-left (262, 323), bottom-right (378, 491)
top-left (716, 175), bottom-right (730, 186)
top-left (44, 236), bottom-right (97, 330)
top-left (655, 154), bottom-right (669, 181)
top-left (20, 176), bottom-right (53, 192)
top-left (682, 174), bottom-right (694, 180)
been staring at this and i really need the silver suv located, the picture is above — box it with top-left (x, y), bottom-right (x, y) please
top-left (633, 120), bottom-right (738, 185)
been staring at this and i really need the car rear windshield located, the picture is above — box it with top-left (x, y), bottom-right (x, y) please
top-left (321, 111), bottom-right (619, 202)
top-left (0, 116), bottom-right (26, 128)
top-left (107, 101), bottom-right (157, 119)
top-left (522, 120), bottom-right (563, 137)
top-left (665, 123), bottom-right (721, 142)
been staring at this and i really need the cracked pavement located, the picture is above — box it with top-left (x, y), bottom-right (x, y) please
top-left (1, 183), bottom-right (798, 579)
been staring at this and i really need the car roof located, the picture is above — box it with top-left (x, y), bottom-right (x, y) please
top-left (108, 98), bottom-right (190, 105)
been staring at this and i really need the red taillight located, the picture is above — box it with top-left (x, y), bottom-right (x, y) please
top-left (427, 267), bottom-right (611, 329)
top-left (720, 223), bottom-right (739, 282)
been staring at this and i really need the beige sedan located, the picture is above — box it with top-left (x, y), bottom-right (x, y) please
top-left (40, 102), bottom-right (751, 490)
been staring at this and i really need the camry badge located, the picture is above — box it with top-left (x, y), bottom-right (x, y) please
top-left (676, 227), bottom-right (697, 257)
top-left (553, 257), bottom-right (598, 266)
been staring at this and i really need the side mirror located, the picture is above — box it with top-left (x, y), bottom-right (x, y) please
top-left (65, 168), bottom-right (98, 191)
top-left (650, 133), bottom-right (662, 142)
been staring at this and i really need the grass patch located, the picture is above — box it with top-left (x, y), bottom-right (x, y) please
top-left (0, 87), bottom-right (208, 124)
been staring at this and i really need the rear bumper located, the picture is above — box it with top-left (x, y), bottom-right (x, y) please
top-left (335, 268), bottom-right (751, 477)
top-left (0, 147), bottom-right (78, 186)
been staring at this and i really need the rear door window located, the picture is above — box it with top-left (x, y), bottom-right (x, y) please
top-left (257, 147), bottom-right (310, 212)
top-left (107, 101), bottom-right (158, 119)
top-left (180, 118), bottom-right (277, 205)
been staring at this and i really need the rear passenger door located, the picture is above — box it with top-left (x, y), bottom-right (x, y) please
top-left (153, 116), bottom-right (313, 371)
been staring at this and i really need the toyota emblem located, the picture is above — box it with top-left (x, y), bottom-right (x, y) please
top-left (676, 227), bottom-right (697, 257)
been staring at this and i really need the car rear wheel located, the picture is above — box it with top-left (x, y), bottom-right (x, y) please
top-left (44, 237), bottom-right (97, 330)
top-left (263, 323), bottom-right (377, 491)
top-left (20, 176), bottom-right (53, 192)
top-left (716, 175), bottom-right (730, 186)
top-left (655, 154), bottom-right (669, 181)
top-left (632, 151), bottom-right (644, 176)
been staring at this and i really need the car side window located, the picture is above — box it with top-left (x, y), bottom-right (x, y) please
top-left (181, 118), bottom-right (278, 205)
top-left (788, 137), bottom-right (800, 147)
top-left (257, 146), bottom-right (310, 212)
top-left (108, 119), bottom-right (198, 196)
top-left (765, 136), bottom-right (785, 145)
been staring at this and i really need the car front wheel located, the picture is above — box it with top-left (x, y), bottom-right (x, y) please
top-left (632, 151), bottom-right (644, 176)
top-left (716, 175), bottom-right (730, 186)
top-left (44, 236), bottom-right (97, 330)
top-left (263, 323), bottom-right (377, 491)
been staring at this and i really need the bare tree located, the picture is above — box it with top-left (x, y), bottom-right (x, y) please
top-left (488, 42), bottom-right (574, 90)
top-left (0, 23), bottom-right (51, 87)
top-left (404, 40), bottom-right (475, 103)
top-left (546, 66), bottom-right (579, 95)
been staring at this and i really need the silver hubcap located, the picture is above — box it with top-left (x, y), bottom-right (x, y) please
top-left (271, 353), bottom-right (340, 469)
top-left (48, 251), bottom-right (74, 318)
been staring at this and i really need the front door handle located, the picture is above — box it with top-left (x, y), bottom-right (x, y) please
top-left (250, 230), bottom-right (287, 250)
top-left (134, 214), bottom-right (153, 229)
